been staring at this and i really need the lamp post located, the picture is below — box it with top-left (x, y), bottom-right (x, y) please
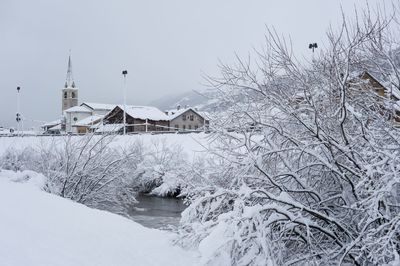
top-left (16, 86), bottom-right (21, 136)
top-left (122, 70), bottom-right (128, 135)
top-left (309, 43), bottom-right (318, 53)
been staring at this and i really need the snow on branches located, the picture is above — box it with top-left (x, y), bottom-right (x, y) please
top-left (178, 5), bottom-right (400, 266)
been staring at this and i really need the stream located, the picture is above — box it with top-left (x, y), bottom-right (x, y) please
top-left (128, 194), bottom-right (187, 230)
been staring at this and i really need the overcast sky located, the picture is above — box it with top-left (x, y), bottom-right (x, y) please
top-left (0, 0), bottom-right (385, 128)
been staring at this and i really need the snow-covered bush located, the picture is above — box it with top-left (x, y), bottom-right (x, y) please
top-left (0, 134), bottom-right (143, 214)
top-left (1, 147), bottom-right (39, 172)
top-left (0, 134), bottom-right (199, 215)
top-left (178, 6), bottom-right (400, 266)
top-left (132, 139), bottom-right (187, 196)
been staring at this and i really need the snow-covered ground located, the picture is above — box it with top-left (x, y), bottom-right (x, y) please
top-left (0, 170), bottom-right (199, 266)
top-left (0, 133), bottom-right (209, 159)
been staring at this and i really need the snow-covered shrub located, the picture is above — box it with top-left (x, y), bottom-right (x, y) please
top-left (133, 139), bottom-right (191, 196)
top-left (0, 134), bottom-right (143, 214)
top-left (0, 134), bottom-right (199, 215)
top-left (0, 147), bottom-right (39, 171)
top-left (178, 6), bottom-right (400, 266)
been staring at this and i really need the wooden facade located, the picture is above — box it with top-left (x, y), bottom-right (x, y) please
top-left (104, 106), bottom-right (169, 133)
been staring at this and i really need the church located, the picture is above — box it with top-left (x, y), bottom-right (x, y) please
top-left (42, 56), bottom-right (210, 134)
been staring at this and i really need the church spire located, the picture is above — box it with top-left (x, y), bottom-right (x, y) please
top-left (65, 53), bottom-right (75, 88)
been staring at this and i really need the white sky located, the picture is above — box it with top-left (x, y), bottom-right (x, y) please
top-left (0, 0), bottom-right (386, 128)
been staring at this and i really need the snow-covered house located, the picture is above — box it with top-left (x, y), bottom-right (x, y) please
top-left (166, 106), bottom-right (209, 131)
top-left (102, 105), bottom-right (170, 133)
top-left (66, 102), bottom-right (117, 133)
top-left (42, 119), bottom-right (63, 134)
top-left (62, 103), bottom-right (117, 134)
top-left (64, 106), bottom-right (92, 133)
top-left (72, 114), bottom-right (104, 133)
top-left (352, 71), bottom-right (400, 123)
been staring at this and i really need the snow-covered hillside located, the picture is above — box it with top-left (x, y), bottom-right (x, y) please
top-left (148, 89), bottom-right (220, 113)
top-left (0, 170), bottom-right (199, 266)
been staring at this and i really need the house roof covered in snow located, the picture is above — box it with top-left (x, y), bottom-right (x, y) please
top-left (81, 102), bottom-right (116, 111)
top-left (166, 107), bottom-right (209, 121)
top-left (348, 70), bottom-right (400, 101)
top-left (115, 105), bottom-right (170, 121)
top-left (42, 119), bottom-right (62, 128)
top-left (73, 114), bottom-right (104, 127)
top-left (64, 106), bottom-right (91, 113)
top-left (48, 124), bottom-right (62, 131)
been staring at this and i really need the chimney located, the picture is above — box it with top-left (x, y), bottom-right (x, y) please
top-left (177, 104), bottom-right (181, 110)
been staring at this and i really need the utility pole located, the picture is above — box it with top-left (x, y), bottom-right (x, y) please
top-left (16, 86), bottom-right (21, 136)
top-left (122, 70), bottom-right (128, 135)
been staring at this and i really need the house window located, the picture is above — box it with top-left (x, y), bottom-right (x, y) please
top-left (189, 115), bottom-right (194, 121)
top-left (188, 125), bottom-right (192, 130)
top-left (195, 125), bottom-right (198, 130)
top-left (175, 125), bottom-right (179, 131)
top-left (183, 125), bottom-right (186, 130)
top-left (182, 115), bottom-right (186, 121)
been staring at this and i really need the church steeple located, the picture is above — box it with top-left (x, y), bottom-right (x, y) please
top-left (61, 53), bottom-right (78, 113)
top-left (64, 54), bottom-right (75, 88)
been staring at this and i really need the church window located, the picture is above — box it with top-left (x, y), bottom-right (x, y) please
top-left (73, 117), bottom-right (78, 122)
top-left (64, 92), bottom-right (68, 99)
top-left (72, 92), bottom-right (76, 98)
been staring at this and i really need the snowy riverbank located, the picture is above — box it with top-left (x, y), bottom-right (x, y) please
top-left (0, 133), bottom-right (210, 159)
top-left (0, 170), bottom-right (199, 266)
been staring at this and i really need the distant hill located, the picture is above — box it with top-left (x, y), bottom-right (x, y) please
top-left (148, 89), bottom-right (219, 112)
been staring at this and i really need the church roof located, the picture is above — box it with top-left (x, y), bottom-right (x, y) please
top-left (64, 106), bottom-right (91, 113)
top-left (81, 102), bottom-right (116, 111)
top-left (64, 54), bottom-right (76, 88)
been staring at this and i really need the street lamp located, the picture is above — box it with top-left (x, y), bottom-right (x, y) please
top-left (309, 43), bottom-right (318, 53)
top-left (16, 86), bottom-right (21, 135)
top-left (122, 70), bottom-right (128, 135)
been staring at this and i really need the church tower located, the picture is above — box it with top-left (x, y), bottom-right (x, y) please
top-left (61, 55), bottom-right (78, 113)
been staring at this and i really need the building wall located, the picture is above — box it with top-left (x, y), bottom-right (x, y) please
top-left (105, 107), bottom-right (170, 132)
top-left (170, 110), bottom-right (208, 131)
top-left (359, 72), bottom-right (388, 97)
top-left (65, 111), bottom-right (91, 133)
top-left (62, 88), bottom-right (78, 113)
top-left (76, 126), bottom-right (89, 134)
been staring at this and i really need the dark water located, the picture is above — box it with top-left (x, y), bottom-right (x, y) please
top-left (128, 194), bottom-right (187, 229)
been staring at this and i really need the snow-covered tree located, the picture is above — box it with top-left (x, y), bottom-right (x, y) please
top-left (178, 6), bottom-right (400, 266)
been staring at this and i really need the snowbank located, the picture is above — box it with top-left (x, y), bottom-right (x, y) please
top-left (0, 133), bottom-right (209, 160)
top-left (0, 170), bottom-right (199, 266)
